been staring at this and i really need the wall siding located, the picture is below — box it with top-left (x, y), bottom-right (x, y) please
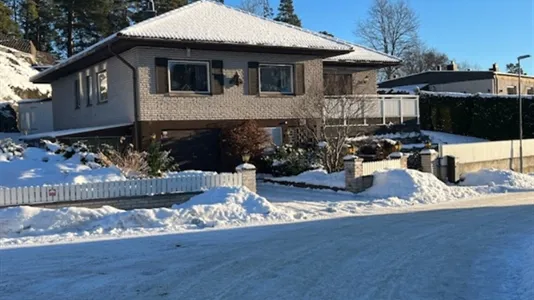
top-left (18, 101), bottom-right (53, 134)
top-left (135, 47), bottom-right (324, 121)
top-left (51, 49), bottom-right (136, 130)
top-left (496, 74), bottom-right (534, 95)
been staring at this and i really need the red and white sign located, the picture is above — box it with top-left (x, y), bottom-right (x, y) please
top-left (48, 188), bottom-right (57, 197)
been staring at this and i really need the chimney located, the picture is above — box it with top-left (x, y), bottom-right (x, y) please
top-left (446, 61), bottom-right (458, 71)
top-left (145, 0), bottom-right (157, 19)
top-left (436, 65), bottom-right (442, 71)
top-left (489, 63), bottom-right (499, 72)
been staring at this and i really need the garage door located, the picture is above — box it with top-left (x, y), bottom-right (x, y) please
top-left (161, 129), bottom-right (221, 171)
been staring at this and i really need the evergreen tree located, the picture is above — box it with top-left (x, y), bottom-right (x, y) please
top-left (261, 0), bottom-right (272, 18)
top-left (274, 0), bottom-right (300, 27)
top-left (0, 1), bottom-right (19, 36)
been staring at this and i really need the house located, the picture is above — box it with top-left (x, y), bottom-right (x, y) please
top-left (29, 0), bottom-right (407, 170)
top-left (0, 33), bottom-right (56, 65)
top-left (378, 62), bottom-right (534, 95)
top-left (17, 98), bottom-right (54, 135)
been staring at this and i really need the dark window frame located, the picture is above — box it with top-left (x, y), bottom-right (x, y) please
top-left (167, 60), bottom-right (211, 94)
top-left (258, 63), bottom-right (295, 95)
top-left (74, 79), bottom-right (81, 109)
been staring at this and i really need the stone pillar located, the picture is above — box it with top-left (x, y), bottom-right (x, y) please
top-left (236, 163), bottom-right (257, 193)
top-left (344, 155), bottom-right (364, 192)
top-left (388, 152), bottom-right (408, 169)
top-left (420, 149), bottom-right (439, 177)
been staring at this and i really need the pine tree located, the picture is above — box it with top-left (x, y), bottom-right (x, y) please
top-left (261, 0), bottom-right (272, 18)
top-left (0, 1), bottom-right (20, 36)
top-left (274, 0), bottom-right (300, 27)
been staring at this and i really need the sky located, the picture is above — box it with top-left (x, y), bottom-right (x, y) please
top-left (225, 0), bottom-right (534, 74)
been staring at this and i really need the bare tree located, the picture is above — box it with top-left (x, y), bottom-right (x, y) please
top-left (456, 61), bottom-right (482, 71)
top-left (238, 0), bottom-right (273, 18)
top-left (294, 82), bottom-right (375, 172)
top-left (355, 0), bottom-right (419, 80)
top-left (400, 41), bottom-right (449, 75)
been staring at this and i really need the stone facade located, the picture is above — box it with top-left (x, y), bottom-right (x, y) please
top-left (421, 149), bottom-right (439, 176)
top-left (343, 155), bottom-right (374, 193)
top-left (236, 163), bottom-right (257, 193)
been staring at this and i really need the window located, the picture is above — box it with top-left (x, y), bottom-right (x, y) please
top-left (507, 86), bottom-right (517, 95)
top-left (86, 75), bottom-right (92, 106)
top-left (264, 127), bottom-right (283, 146)
top-left (527, 87), bottom-right (534, 95)
top-left (97, 71), bottom-right (108, 102)
top-left (74, 79), bottom-right (80, 109)
top-left (259, 64), bottom-right (294, 94)
top-left (168, 60), bottom-right (210, 93)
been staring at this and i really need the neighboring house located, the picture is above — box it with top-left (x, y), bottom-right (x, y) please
top-left (378, 63), bottom-right (534, 95)
top-left (17, 98), bottom-right (54, 135)
top-left (29, 0), bottom-right (403, 170)
top-left (0, 33), bottom-right (56, 65)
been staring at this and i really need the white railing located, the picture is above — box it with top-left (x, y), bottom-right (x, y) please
top-left (439, 139), bottom-right (534, 163)
top-left (0, 173), bottom-right (243, 207)
top-left (324, 95), bottom-right (420, 126)
top-left (362, 159), bottom-right (402, 176)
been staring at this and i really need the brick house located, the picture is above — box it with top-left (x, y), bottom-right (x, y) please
top-left (29, 0), bottom-right (402, 170)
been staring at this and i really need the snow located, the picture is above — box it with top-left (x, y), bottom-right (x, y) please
top-left (360, 169), bottom-right (480, 205)
top-left (317, 141), bottom-right (328, 148)
top-left (420, 130), bottom-right (486, 144)
top-left (19, 122), bottom-right (133, 140)
top-left (420, 148), bottom-right (437, 155)
top-left (236, 163), bottom-right (256, 171)
top-left (0, 45), bottom-right (51, 101)
top-left (269, 169), bottom-right (345, 188)
top-left (0, 146), bottom-right (125, 188)
top-left (421, 90), bottom-right (534, 99)
top-left (378, 83), bottom-right (428, 94)
top-left (460, 169), bottom-right (534, 191)
top-left (324, 42), bottom-right (401, 64)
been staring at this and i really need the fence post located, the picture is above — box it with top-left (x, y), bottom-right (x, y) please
top-left (420, 149), bottom-right (439, 177)
top-left (446, 156), bottom-right (460, 183)
top-left (388, 152), bottom-right (408, 169)
top-left (344, 155), bottom-right (364, 193)
top-left (236, 163), bottom-right (257, 193)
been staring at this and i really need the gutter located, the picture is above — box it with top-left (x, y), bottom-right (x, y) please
top-left (107, 44), bottom-right (141, 150)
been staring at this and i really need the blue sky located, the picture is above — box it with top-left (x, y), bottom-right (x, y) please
top-left (225, 0), bottom-right (534, 74)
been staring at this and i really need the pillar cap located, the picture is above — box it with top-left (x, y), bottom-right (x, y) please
top-left (343, 155), bottom-right (359, 161)
top-left (236, 163), bottom-right (256, 171)
top-left (388, 152), bottom-right (404, 159)
top-left (420, 149), bottom-right (438, 155)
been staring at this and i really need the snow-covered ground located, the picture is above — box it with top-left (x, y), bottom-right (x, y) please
top-left (268, 169), bottom-right (345, 188)
top-left (0, 45), bottom-right (50, 101)
top-left (1, 191), bottom-right (532, 300)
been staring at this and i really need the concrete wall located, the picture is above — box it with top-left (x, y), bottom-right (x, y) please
top-left (429, 79), bottom-right (493, 94)
top-left (51, 49), bottom-right (136, 130)
top-left (18, 100), bottom-right (53, 134)
top-left (458, 156), bottom-right (534, 176)
top-left (30, 193), bottom-right (200, 210)
top-left (135, 47), bottom-right (323, 121)
top-left (495, 74), bottom-right (534, 95)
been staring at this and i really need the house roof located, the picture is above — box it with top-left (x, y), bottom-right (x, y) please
top-left (0, 33), bottom-right (33, 54)
top-left (378, 71), bottom-right (496, 88)
top-left (31, 0), bottom-right (353, 83)
top-left (324, 42), bottom-right (401, 65)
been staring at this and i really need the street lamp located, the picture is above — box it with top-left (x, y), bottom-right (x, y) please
top-left (518, 54), bottom-right (530, 173)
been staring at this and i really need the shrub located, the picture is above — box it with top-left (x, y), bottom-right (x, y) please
top-left (220, 120), bottom-right (271, 162)
top-left (262, 144), bottom-right (320, 177)
top-left (146, 138), bottom-right (177, 177)
top-left (99, 143), bottom-right (149, 177)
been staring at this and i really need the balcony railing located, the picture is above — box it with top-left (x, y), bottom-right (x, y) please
top-left (323, 94), bottom-right (420, 126)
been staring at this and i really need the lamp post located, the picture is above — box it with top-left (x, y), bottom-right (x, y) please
top-left (517, 54), bottom-right (531, 173)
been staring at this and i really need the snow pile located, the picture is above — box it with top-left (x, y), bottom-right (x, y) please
top-left (269, 169), bottom-right (345, 188)
top-left (0, 141), bottom-right (125, 188)
top-left (0, 187), bottom-right (293, 243)
top-left (360, 169), bottom-right (480, 206)
top-left (460, 169), bottom-right (534, 191)
top-left (0, 45), bottom-right (50, 101)
top-left (421, 130), bottom-right (486, 145)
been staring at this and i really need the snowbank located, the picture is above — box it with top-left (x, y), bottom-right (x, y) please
top-left (360, 169), bottom-right (480, 206)
top-left (269, 169), bottom-right (345, 188)
top-left (0, 45), bottom-right (50, 101)
top-left (0, 187), bottom-right (293, 242)
top-left (460, 169), bottom-right (534, 190)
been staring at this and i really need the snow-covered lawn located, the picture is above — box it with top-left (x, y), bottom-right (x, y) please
top-left (268, 169), bottom-right (345, 188)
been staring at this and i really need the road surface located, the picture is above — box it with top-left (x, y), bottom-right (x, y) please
top-left (1, 192), bottom-right (533, 300)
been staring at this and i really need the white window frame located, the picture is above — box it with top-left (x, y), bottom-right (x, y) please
top-left (97, 71), bottom-right (108, 103)
top-left (167, 60), bottom-right (211, 94)
top-left (258, 64), bottom-right (294, 95)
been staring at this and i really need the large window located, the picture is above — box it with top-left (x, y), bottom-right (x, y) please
top-left (168, 60), bottom-right (210, 93)
top-left (259, 64), bottom-right (294, 94)
top-left (97, 71), bottom-right (108, 103)
top-left (527, 87), bottom-right (534, 95)
top-left (74, 79), bottom-right (80, 109)
top-left (507, 86), bottom-right (517, 95)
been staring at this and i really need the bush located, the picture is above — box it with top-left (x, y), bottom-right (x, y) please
top-left (146, 138), bottom-right (177, 177)
top-left (220, 120), bottom-right (271, 164)
top-left (262, 144), bottom-right (320, 177)
top-left (99, 143), bottom-right (149, 177)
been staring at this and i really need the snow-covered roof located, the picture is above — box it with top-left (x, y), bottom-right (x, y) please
top-left (19, 123), bottom-right (133, 140)
top-left (324, 43), bottom-right (401, 64)
top-left (378, 84), bottom-right (428, 94)
top-left (32, 1), bottom-right (353, 83)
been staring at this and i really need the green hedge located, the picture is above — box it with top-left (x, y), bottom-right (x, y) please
top-left (419, 93), bottom-right (534, 140)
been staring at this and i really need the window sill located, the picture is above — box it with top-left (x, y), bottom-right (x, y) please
top-left (165, 93), bottom-right (212, 98)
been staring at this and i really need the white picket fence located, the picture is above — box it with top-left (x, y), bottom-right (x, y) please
top-left (0, 173), bottom-right (243, 207)
top-left (362, 159), bottom-right (402, 176)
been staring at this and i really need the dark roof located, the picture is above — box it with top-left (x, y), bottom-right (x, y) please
top-left (378, 71), bottom-right (496, 88)
top-left (0, 33), bottom-right (33, 54)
